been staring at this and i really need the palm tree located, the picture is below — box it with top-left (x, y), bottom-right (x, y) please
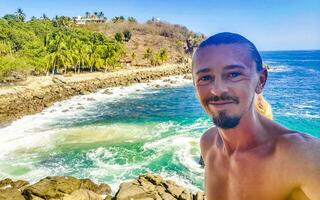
top-left (15, 8), bottom-right (26, 22)
top-left (79, 44), bottom-right (89, 73)
top-left (45, 33), bottom-right (73, 75)
top-left (30, 16), bottom-right (37, 21)
top-left (60, 36), bottom-right (74, 74)
top-left (68, 38), bottom-right (82, 73)
top-left (87, 42), bottom-right (97, 72)
top-left (53, 16), bottom-right (73, 27)
top-left (85, 12), bottom-right (90, 18)
top-left (42, 13), bottom-right (48, 20)
top-left (97, 11), bottom-right (104, 19)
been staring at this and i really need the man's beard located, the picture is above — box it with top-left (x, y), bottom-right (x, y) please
top-left (205, 92), bottom-right (241, 129)
top-left (212, 111), bottom-right (241, 129)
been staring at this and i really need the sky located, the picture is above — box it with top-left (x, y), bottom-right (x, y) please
top-left (0, 0), bottom-right (319, 51)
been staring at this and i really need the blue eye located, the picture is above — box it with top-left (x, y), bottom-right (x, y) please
top-left (197, 75), bottom-right (213, 86)
top-left (228, 72), bottom-right (241, 78)
top-left (200, 75), bottom-right (212, 81)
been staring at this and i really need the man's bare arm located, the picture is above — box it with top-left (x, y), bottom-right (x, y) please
top-left (301, 141), bottom-right (320, 200)
top-left (289, 133), bottom-right (320, 200)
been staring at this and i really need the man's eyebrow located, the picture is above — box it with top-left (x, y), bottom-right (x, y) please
top-left (195, 68), bottom-right (211, 75)
top-left (224, 64), bottom-right (246, 70)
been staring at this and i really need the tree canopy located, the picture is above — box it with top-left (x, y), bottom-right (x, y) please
top-left (0, 14), bottom-right (124, 80)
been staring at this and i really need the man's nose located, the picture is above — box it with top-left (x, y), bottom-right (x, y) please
top-left (210, 78), bottom-right (228, 96)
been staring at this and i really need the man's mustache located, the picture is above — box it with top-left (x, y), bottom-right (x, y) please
top-left (205, 93), bottom-right (239, 104)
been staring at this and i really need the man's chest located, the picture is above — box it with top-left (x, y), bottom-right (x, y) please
top-left (204, 150), bottom-right (294, 200)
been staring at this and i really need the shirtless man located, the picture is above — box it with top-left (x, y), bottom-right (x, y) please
top-left (192, 32), bottom-right (320, 200)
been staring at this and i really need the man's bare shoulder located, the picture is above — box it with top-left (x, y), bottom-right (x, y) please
top-left (276, 131), bottom-right (320, 153)
top-left (200, 127), bottom-right (217, 146)
top-left (275, 131), bottom-right (320, 199)
top-left (200, 127), bottom-right (218, 159)
top-left (264, 119), bottom-right (319, 157)
top-left (275, 131), bottom-right (320, 169)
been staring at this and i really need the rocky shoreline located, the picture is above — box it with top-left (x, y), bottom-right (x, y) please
top-left (0, 174), bottom-right (204, 200)
top-left (0, 64), bottom-right (192, 126)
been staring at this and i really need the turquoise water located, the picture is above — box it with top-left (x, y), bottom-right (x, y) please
top-left (262, 50), bottom-right (320, 137)
top-left (0, 50), bottom-right (319, 192)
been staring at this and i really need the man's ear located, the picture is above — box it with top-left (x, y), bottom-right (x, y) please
top-left (255, 68), bottom-right (268, 94)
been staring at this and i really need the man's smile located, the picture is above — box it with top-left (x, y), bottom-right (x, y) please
top-left (208, 101), bottom-right (235, 105)
top-left (207, 101), bottom-right (236, 110)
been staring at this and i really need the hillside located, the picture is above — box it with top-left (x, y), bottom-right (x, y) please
top-left (81, 18), bottom-right (205, 66)
top-left (0, 12), bottom-right (205, 83)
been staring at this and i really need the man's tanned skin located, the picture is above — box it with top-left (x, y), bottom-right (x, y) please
top-left (192, 33), bottom-right (320, 200)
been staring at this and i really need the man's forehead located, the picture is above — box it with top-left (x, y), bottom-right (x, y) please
top-left (192, 44), bottom-right (255, 72)
top-left (195, 64), bottom-right (246, 74)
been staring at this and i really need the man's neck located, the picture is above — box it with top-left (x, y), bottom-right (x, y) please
top-left (217, 110), bottom-right (269, 155)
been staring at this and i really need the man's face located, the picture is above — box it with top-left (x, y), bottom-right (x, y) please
top-left (192, 44), bottom-right (262, 129)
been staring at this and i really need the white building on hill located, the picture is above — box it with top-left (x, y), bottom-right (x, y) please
top-left (74, 15), bottom-right (106, 25)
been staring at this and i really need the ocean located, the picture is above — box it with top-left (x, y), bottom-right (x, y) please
top-left (0, 50), bottom-right (319, 193)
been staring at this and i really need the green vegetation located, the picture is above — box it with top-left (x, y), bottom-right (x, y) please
top-left (127, 17), bottom-right (137, 23)
top-left (143, 48), bottom-right (169, 66)
top-left (0, 9), bottom-right (124, 81)
top-left (111, 16), bottom-right (125, 23)
top-left (114, 32), bottom-right (124, 42)
top-left (150, 48), bottom-right (169, 66)
top-left (0, 9), bottom-right (205, 82)
top-left (143, 48), bottom-right (153, 59)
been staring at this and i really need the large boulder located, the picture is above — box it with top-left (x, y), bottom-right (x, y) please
top-left (0, 178), bottom-right (29, 200)
top-left (0, 187), bottom-right (26, 200)
top-left (62, 189), bottom-right (103, 200)
top-left (22, 176), bottom-right (111, 200)
top-left (114, 174), bottom-right (205, 200)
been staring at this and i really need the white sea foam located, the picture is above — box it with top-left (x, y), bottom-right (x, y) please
top-left (264, 61), bottom-right (278, 64)
top-left (281, 111), bottom-right (320, 119)
top-left (267, 65), bottom-right (291, 73)
top-left (175, 118), bottom-right (211, 135)
top-left (143, 135), bottom-right (203, 173)
top-left (175, 139), bottom-right (203, 174)
top-left (0, 128), bottom-right (57, 159)
top-left (293, 103), bottom-right (314, 109)
top-left (85, 147), bottom-right (148, 195)
top-left (307, 68), bottom-right (319, 73)
top-left (86, 147), bottom-right (114, 161)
